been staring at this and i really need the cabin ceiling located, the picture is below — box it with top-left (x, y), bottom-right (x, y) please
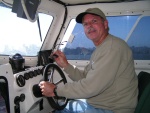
top-left (52, 0), bottom-right (146, 5)
top-left (0, 0), bottom-right (147, 6)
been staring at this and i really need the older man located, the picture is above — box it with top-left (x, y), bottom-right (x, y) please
top-left (40, 8), bottom-right (138, 113)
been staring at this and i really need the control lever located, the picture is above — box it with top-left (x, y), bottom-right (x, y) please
top-left (49, 54), bottom-right (58, 62)
top-left (14, 94), bottom-right (25, 113)
top-left (52, 54), bottom-right (58, 58)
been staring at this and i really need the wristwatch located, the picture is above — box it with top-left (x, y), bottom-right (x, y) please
top-left (54, 87), bottom-right (58, 97)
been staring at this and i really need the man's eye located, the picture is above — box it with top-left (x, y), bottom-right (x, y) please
top-left (92, 19), bottom-right (97, 23)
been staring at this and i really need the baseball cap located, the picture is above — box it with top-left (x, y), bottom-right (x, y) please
top-left (76, 8), bottom-right (106, 23)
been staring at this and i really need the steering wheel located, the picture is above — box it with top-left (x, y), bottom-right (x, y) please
top-left (43, 63), bottom-right (68, 110)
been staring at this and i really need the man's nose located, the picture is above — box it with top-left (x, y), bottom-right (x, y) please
top-left (88, 22), bottom-right (93, 27)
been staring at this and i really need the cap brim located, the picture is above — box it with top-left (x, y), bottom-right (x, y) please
top-left (76, 12), bottom-right (88, 23)
top-left (76, 12), bottom-right (101, 23)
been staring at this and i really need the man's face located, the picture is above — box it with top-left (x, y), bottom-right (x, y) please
top-left (82, 14), bottom-right (108, 45)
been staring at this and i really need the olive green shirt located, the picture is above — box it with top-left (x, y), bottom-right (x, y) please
top-left (57, 34), bottom-right (138, 113)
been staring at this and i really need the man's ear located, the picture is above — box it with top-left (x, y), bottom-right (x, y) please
top-left (104, 20), bottom-right (108, 30)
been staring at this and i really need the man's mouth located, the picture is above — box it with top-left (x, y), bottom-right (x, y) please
top-left (88, 27), bottom-right (96, 34)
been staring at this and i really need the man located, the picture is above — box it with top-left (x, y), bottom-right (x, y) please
top-left (39, 8), bottom-right (138, 113)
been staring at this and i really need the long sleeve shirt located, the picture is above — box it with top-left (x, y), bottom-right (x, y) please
top-left (57, 34), bottom-right (138, 113)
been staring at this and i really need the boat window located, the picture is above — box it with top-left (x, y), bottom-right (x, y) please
top-left (0, 3), bottom-right (53, 56)
top-left (61, 15), bottom-right (139, 60)
top-left (127, 16), bottom-right (150, 60)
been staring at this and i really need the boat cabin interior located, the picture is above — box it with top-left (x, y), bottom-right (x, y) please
top-left (0, 0), bottom-right (150, 113)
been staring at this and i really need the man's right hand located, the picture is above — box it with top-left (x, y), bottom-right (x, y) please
top-left (52, 50), bottom-right (69, 69)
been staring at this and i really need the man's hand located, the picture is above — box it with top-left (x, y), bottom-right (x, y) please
top-left (39, 81), bottom-right (56, 97)
top-left (53, 50), bottom-right (69, 69)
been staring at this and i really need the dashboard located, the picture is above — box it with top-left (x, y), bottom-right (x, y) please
top-left (0, 63), bottom-right (53, 113)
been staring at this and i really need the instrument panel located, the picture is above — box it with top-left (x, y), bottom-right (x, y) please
top-left (0, 63), bottom-right (53, 113)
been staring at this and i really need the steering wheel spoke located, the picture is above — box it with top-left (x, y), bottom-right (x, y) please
top-left (54, 78), bottom-right (64, 85)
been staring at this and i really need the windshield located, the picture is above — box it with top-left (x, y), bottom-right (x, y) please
top-left (0, 3), bottom-right (53, 56)
top-left (60, 15), bottom-right (150, 60)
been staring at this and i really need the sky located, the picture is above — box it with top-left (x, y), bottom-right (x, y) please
top-left (0, 5), bottom-right (53, 55)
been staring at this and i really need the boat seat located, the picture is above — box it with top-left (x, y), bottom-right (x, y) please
top-left (134, 71), bottom-right (150, 113)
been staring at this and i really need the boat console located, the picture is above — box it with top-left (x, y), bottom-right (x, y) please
top-left (0, 63), bottom-right (53, 113)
